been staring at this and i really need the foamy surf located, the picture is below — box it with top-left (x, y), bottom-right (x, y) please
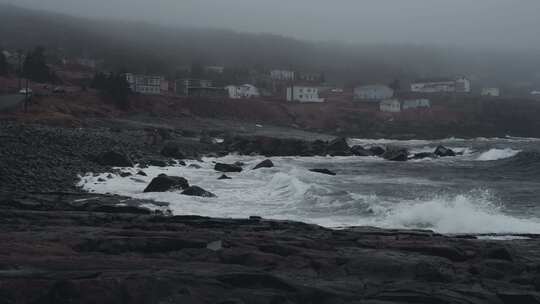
top-left (78, 152), bottom-right (540, 235)
top-left (477, 148), bottom-right (521, 161)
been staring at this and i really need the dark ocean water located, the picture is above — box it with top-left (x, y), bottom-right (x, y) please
top-left (80, 137), bottom-right (540, 235)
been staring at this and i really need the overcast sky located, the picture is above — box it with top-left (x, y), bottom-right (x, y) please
top-left (5, 0), bottom-right (540, 49)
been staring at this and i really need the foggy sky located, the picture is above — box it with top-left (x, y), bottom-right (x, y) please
top-left (4, 0), bottom-right (540, 49)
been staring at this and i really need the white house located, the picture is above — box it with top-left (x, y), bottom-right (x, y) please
top-left (271, 69), bottom-right (295, 81)
top-left (455, 77), bottom-right (472, 93)
top-left (226, 84), bottom-right (260, 99)
top-left (354, 85), bottom-right (394, 101)
top-left (481, 88), bottom-right (500, 97)
top-left (411, 77), bottom-right (471, 93)
top-left (380, 99), bottom-right (401, 112)
top-left (403, 99), bottom-right (431, 110)
top-left (125, 73), bottom-right (165, 95)
top-left (287, 86), bottom-right (324, 103)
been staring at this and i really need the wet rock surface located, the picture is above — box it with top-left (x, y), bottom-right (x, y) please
top-left (215, 163), bottom-right (243, 173)
top-left (253, 159), bottom-right (274, 170)
top-left (143, 174), bottom-right (190, 193)
top-left (309, 168), bottom-right (337, 176)
top-left (2, 193), bottom-right (540, 303)
top-left (182, 185), bottom-right (217, 198)
top-left (383, 146), bottom-right (409, 162)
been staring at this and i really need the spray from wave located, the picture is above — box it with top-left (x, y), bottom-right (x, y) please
top-left (477, 148), bottom-right (521, 161)
top-left (363, 190), bottom-right (540, 234)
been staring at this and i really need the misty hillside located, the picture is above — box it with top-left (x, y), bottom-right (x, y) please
top-left (1, 4), bottom-right (540, 88)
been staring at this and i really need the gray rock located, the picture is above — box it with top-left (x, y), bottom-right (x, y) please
top-left (215, 163), bottom-right (243, 173)
top-left (253, 159), bottom-right (274, 170)
top-left (181, 186), bottom-right (217, 198)
top-left (143, 174), bottom-right (189, 193)
top-left (309, 168), bottom-right (336, 176)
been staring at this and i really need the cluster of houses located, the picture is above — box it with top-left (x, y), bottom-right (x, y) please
top-left (123, 71), bottom-right (484, 113)
top-left (123, 68), bottom-right (326, 102)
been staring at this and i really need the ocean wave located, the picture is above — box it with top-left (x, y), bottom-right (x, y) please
top-left (78, 154), bottom-right (540, 235)
top-left (476, 148), bottom-right (521, 161)
top-left (366, 190), bottom-right (540, 234)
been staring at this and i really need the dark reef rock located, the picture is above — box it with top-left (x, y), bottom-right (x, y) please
top-left (351, 145), bottom-right (374, 157)
top-left (253, 159), bottom-right (274, 170)
top-left (326, 137), bottom-right (351, 156)
top-left (369, 146), bottom-right (386, 156)
top-left (215, 163), bottom-right (243, 173)
top-left (182, 186), bottom-right (217, 198)
top-left (434, 145), bottom-right (456, 157)
top-left (2, 193), bottom-right (540, 304)
top-left (143, 174), bottom-right (189, 193)
top-left (383, 146), bottom-right (409, 162)
top-left (218, 174), bottom-right (232, 180)
top-left (137, 171), bottom-right (147, 176)
top-left (309, 168), bottom-right (336, 176)
top-left (96, 151), bottom-right (133, 167)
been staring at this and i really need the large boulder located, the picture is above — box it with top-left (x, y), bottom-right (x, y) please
top-left (326, 138), bottom-right (351, 156)
top-left (161, 142), bottom-right (186, 159)
top-left (143, 174), bottom-right (189, 193)
top-left (383, 146), bottom-right (409, 162)
top-left (182, 186), bottom-right (216, 198)
top-left (215, 163), bottom-right (243, 173)
top-left (253, 159), bottom-right (274, 170)
top-left (309, 168), bottom-right (337, 176)
top-left (369, 146), bottom-right (386, 156)
top-left (434, 145), bottom-right (456, 157)
top-left (96, 151), bottom-right (133, 167)
top-left (351, 145), bottom-right (374, 157)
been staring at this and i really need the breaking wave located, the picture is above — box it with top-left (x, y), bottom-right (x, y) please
top-left (364, 191), bottom-right (540, 234)
top-left (477, 148), bottom-right (521, 161)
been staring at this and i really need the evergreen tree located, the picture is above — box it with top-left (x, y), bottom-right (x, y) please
top-left (22, 46), bottom-right (52, 82)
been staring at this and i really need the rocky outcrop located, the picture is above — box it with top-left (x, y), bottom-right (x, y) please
top-left (351, 145), bottom-right (374, 157)
top-left (95, 151), bottom-right (133, 167)
top-left (218, 174), bottom-right (232, 180)
top-left (369, 146), bottom-right (386, 156)
top-left (253, 159), bottom-right (274, 170)
top-left (215, 163), bottom-right (243, 173)
top-left (383, 146), bottom-right (409, 161)
top-left (2, 193), bottom-right (540, 304)
top-left (326, 138), bottom-right (351, 156)
top-left (309, 168), bottom-right (337, 176)
top-left (434, 145), bottom-right (457, 157)
top-left (412, 152), bottom-right (437, 160)
top-left (182, 186), bottom-right (217, 198)
top-left (223, 136), bottom-right (351, 157)
top-left (143, 174), bottom-right (189, 192)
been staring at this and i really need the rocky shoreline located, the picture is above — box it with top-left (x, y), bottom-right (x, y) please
top-left (3, 122), bottom-right (540, 303)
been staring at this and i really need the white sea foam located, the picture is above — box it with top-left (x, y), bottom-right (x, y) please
top-left (78, 155), bottom-right (540, 235)
top-left (476, 148), bottom-right (521, 161)
top-left (362, 191), bottom-right (540, 234)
